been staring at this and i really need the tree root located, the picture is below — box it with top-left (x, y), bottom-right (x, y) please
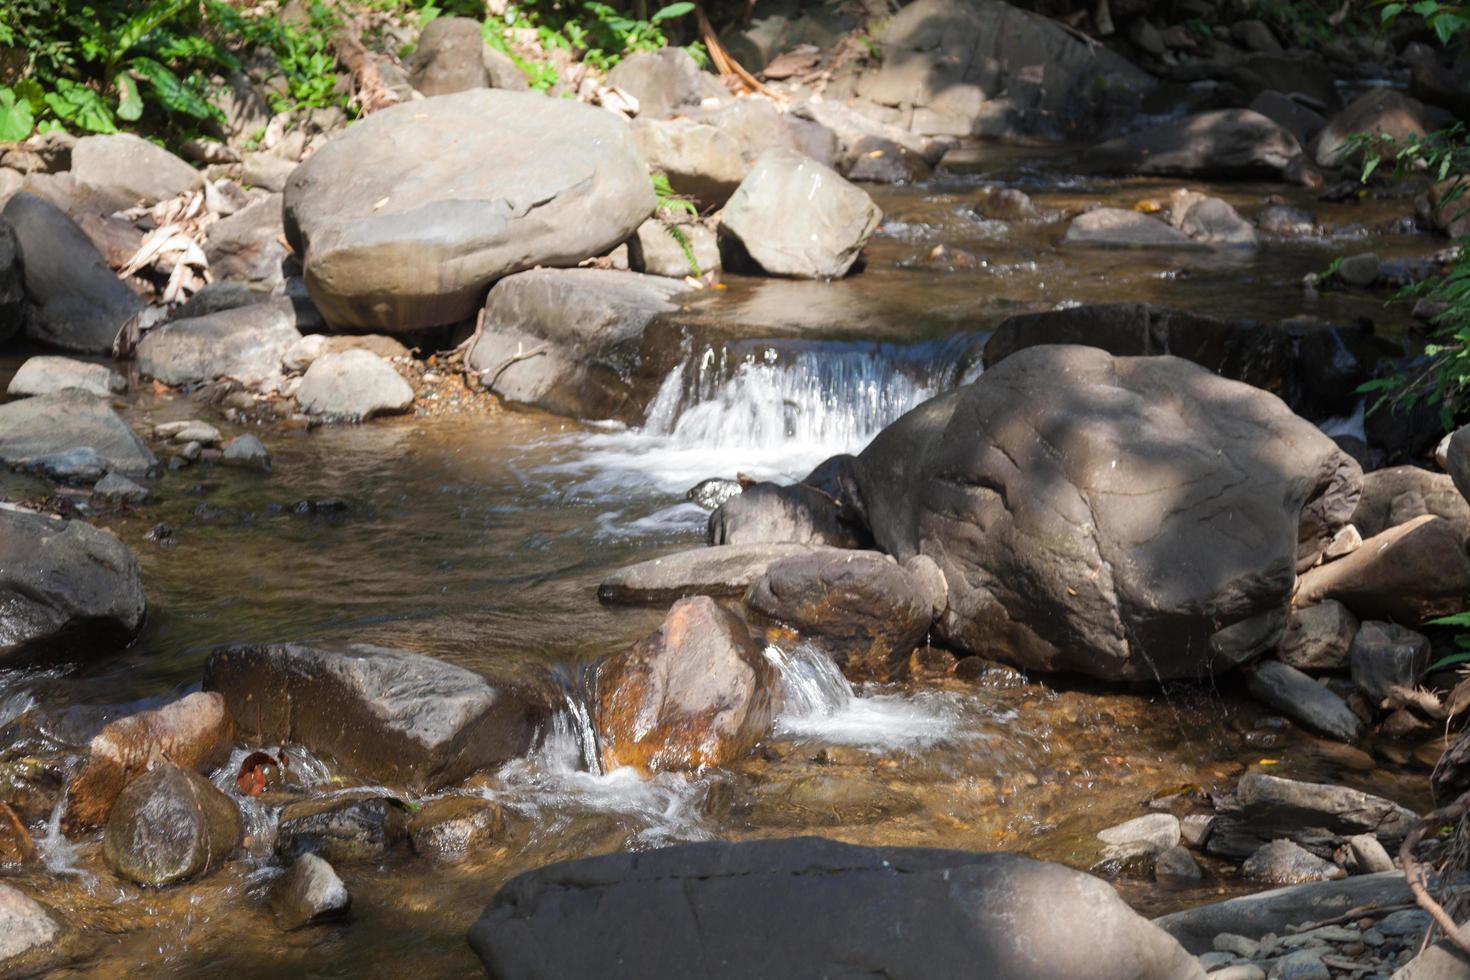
top-left (1399, 788), bottom-right (1470, 956)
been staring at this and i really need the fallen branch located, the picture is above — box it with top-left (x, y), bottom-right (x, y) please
top-left (1399, 789), bottom-right (1470, 956)
top-left (695, 5), bottom-right (777, 99)
top-left (333, 13), bottom-right (400, 115)
top-left (479, 344), bottom-right (548, 389)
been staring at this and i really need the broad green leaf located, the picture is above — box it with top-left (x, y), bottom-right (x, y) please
top-left (652, 0), bottom-right (695, 18)
top-left (115, 73), bottom-right (143, 122)
top-left (131, 57), bottom-right (219, 120)
top-left (0, 88), bottom-right (34, 142)
top-left (1381, 2), bottom-right (1406, 21)
top-left (112, 0), bottom-right (189, 61)
top-left (45, 80), bottom-right (117, 133)
top-left (12, 79), bottom-right (45, 115)
top-left (1428, 611), bottom-right (1470, 627)
top-left (1428, 651), bottom-right (1470, 672)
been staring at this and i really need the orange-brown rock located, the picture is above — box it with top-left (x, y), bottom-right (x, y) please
top-left (1294, 515), bottom-right (1470, 623)
top-left (63, 691), bottom-right (234, 831)
top-left (595, 597), bottom-right (776, 774)
top-left (0, 802), bottom-right (37, 868)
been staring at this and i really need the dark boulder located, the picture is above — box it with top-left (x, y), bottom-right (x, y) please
top-left (468, 837), bottom-right (1205, 979)
top-left (276, 792), bottom-right (409, 863)
top-left (203, 642), bottom-right (544, 792)
top-left (103, 763), bottom-right (241, 887)
top-left (1294, 515), bottom-right (1470, 623)
top-left (1085, 110), bottom-right (1302, 179)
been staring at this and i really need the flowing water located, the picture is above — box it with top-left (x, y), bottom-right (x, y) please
top-left (0, 150), bottom-right (1444, 977)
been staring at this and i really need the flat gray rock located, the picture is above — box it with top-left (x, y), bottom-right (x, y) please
top-left (598, 543), bottom-right (829, 605)
top-left (1245, 660), bottom-right (1363, 742)
top-left (0, 387), bottom-right (154, 476)
top-left (1064, 208), bottom-right (1199, 248)
top-left (70, 133), bottom-right (200, 206)
top-left (6, 355), bottom-right (126, 398)
top-left (136, 299), bottom-right (300, 388)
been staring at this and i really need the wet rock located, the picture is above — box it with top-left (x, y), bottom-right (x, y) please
top-left (64, 691), bottom-right (234, 831)
top-left (1336, 252), bottom-right (1380, 287)
top-left (594, 596), bottom-right (775, 773)
top-left (851, 345), bottom-right (1360, 681)
top-left (276, 792), bottom-right (408, 863)
top-left (296, 350), bottom-right (414, 421)
top-left (284, 89), bottom-right (653, 332)
top-left (222, 434), bottom-right (271, 472)
top-left (71, 134), bottom-right (200, 206)
top-left (137, 299), bottom-right (300, 388)
top-left (1277, 602), bottom-right (1358, 673)
top-left (1207, 772), bottom-right (1416, 861)
top-left (270, 852), bottom-right (351, 930)
top-left (1294, 515), bottom-right (1470, 623)
top-left (103, 763), bottom-right (241, 886)
top-left (972, 186), bottom-right (1040, 222)
top-left (631, 117), bottom-right (746, 208)
top-left (1063, 208), bottom-right (1198, 247)
top-left (6, 356), bottom-right (125, 398)
top-left (719, 148), bottom-right (881, 279)
top-left (1349, 621), bottom-right (1429, 703)
top-left (93, 471), bottom-right (150, 504)
top-left (22, 446), bottom-right (109, 483)
top-left (749, 773), bottom-right (921, 826)
top-left (853, 0), bottom-right (1154, 142)
top-left (817, 136), bottom-right (927, 185)
top-left (605, 47), bottom-right (710, 120)
top-left (598, 543), bottom-right (828, 604)
top-left (408, 17), bottom-right (491, 96)
top-left (627, 219), bottom-right (721, 279)
top-left (205, 193), bottom-right (288, 287)
top-left (1257, 204), bottom-right (1318, 237)
top-left (0, 884), bottom-right (72, 975)
top-left (204, 642), bottom-right (542, 792)
top-left (1098, 813), bottom-right (1182, 862)
top-left (0, 802), bottom-right (37, 868)
top-left (1245, 661), bottom-right (1363, 742)
top-left (408, 796), bottom-right (505, 861)
top-left (1086, 110), bottom-right (1302, 178)
top-left (1351, 465), bottom-right (1470, 538)
top-left (0, 506), bottom-right (146, 664)
top-left (746, 550), bottom-right (934, 680)
top-left (1315, 89), bottom-right (1450, 170)
top-left (687, 478), bottom-right (743, 511)
top-left (1169, 192), bottom-right (1258, 247)
top-left (468, 838), bottom-right (1204, 979)
top-left (2, 192), bottom-right (145, 352)
top-left (1345, 834), bottom-right (1395, 874)
top-left (467, 268), bottom-right (690, 422)
top-left (1155, 846), bottom-right (1202, 883)
top-left (1242, 839), bottom-right (1345, 884)
top-left (709, 480), bottom-right (866, 549)
top-left (1248, 93), bottom-right (1327, 148)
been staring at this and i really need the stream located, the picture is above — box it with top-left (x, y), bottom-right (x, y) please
top-left (0, 145), bottom-right (1441, 977)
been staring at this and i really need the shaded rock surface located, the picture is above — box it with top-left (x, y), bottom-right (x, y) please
top-left (103, 763), bottom-right (241, 887)
top-left (1276, 601), bottom-right (1359, 673)
top-left (0, 506), bottom-right (146, 664)
top-left (1294, 515), bottom-right (1470, 623)
top-left (204, 642), bottom-right (542, 792)
top-left (205, 193), bottom-right (289, 286)
top-left (1351, 465), bottom-right (1470, 538)
top-left (594, 596), bottom-right (775, 774)
top-left (1244, 661), bottom-right (1363, 743)
top-left (630, 118), bottom-right (746, 208)
top-left (276, 792), bottom-right (408, 863)
top-left (708, 480), bottom-right (867, 549)
top-left (468, 837), bottom-right (1205, 980)
top-left (598, 543), bottom-right (830, 604)
top-left (1207, 772), bottom-right (1416, 861)
top-left (0, 387), bottom-right (153, 475)
top-left (284, 89), bottom-right (654, 332)
top-left (408, 796), bottom-right (504, 861)
top-left (1086, 110), bottom-right (1301, 178)
top-left (1349, 621), bottom-right (1429, 703)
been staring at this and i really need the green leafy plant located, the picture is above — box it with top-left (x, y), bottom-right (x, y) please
top-left (651, 172), bottom-right (702, 276)
top-left (482, 0), bottom-right (698, 91)
top-left (1426, 611), bottom-right (1470, 672)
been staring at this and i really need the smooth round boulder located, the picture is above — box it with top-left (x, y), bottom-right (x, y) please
top-left (852, 345), bottom-right (1361, 681)
top-left (283, 89), bottom-right (655, 332)
top-left (103, 763), bottom-right (241, 887)
top-left (295, 350), bottom-right (414, 421)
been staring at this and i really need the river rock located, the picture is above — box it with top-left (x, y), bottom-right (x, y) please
top-left (205, 193), bottom-right (288, 286)
top-left (972, 186), bottom-right (1041, 221)
top-left (605, 47), bottom-right (710, 120)
top-left (1169, 192), bottom-right (1259, 248)
top-left (1346, 834), bottom-right (1396, 874)
top-left (1063, 208), bottom-right (1198, 247)
top-left (295, 350), bottom-right (414, 421)
top-left (1352, 465), bottom-right (1470, 538)
top-left (1294, 515), bottom-right (1470, 622)
top-left (692, 99), bottom-right (805, 163)
top-left (598, 543), bottom-right (827, 604)
top-left (466, 268), bottom-right (690, 422)
top-left (468, 837), bottom-right (1205, 979)
top-left (852, 0), bottom-right (1155, 141)
top-left (1249, 92), bottom-right (1328, 148)
top-left (93, 472), bottom-right (150, 503)
top-left (0, 506), bottom-right (146, 664)
top-left (719, 148), bottom-right (881, 279)
top-left (1244, 661), bottom-right (1363, 743)
top-left (746, 550), bottom-right (934, 680)
top-left (1242, 839), bottom-right (1345, 884)
top-left (71, 134), bottom-right (200, 206)
top-left (1349, 621), bottom-right (1430, 703)
top-left (1276, 602), bottom-right (1359, 672)
top-left (1257, 204), bottom-right (1318, 237)
top-left (0, 885), bottom-right (71, 975)
top-left (849, 345), bottom-right (1360, 681)
top-left (1085, 110), bottom-right (1302, 178)
top-left (594, 596), bottom-right (775, 774)
top-left (270, 852), bottom-right (351, 930)
top-left (789, 100), bottom-right (952, 169)
top-left (631, 118), bottom-right (746, 208)
top-left (222, 434), bottom-right (271, 472)
top-left (1098, 813), bottom-right (1182, 862)
top-left (1155, 871), bottom-right (1411, 953)
top-left (408, 795), bottom-right (504, 861)
top-left (203, 642), bottom-right (542, 792)
top-left (1315, 89), bottom-right (1449, 170)
top-left (136, 298), bottom-right (300, 388)
top-left (6, 356), bottom-right (125, 398)
top-left (1206, 772), bottom-right (1416, 861)
top-left (284, 89), bottom-right (654, 332)
top-left (2, 192), bottom-right (145, 352)
top-left (0, 216), bottom-right (21, 343)
top-left (276, 792), bottom-right (408, 863)
top-left (1155, 846), bottom-right (1202, 883)
top-left (408, 17), bottom-right (490, 96)
top-left (627, 218), bottom-right (721, 278)
top-left (708, 480), bottom-right (866, 549)
top-left (63, 692), bottom-right (234, 831)
top-left (103, 763), bottom-right (241, 886)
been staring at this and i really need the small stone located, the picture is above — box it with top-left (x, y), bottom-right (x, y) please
top-left (1181, 813), bottom-right (1215, 848)
top-left (1098, 812), bottom-right (1181, 861)
top-left (1277, 601), bottom-right (1358, 673)
top-left (1214, 933), bottom-right (1262, 958)
top-left (102, 763), bottom-right (242, 886)
top-left (276, 793), bottom-right (409, 864)
top-left (1268, 949), bottom-right (1329, 980)
top-left (93, 472), bottom-right (150, 504)
top-left (1346, 834), bottom-right (1396, 874)
top-left (270, 853), bottom-right (350, 930)
top-left (1242, 839), bottom-right (1346, 884)
top-left (1211, 967), bottom-right (1266, 980)
top-left (407, 796), bottom-right (504, 861)
top-left (1322, 524), bottom-right (1362, 560)
top-left (1337, 252), bottom-right (1381, 287)
top-left (221, 434), bottom-right (271, 473)
top-left (170, 421), bottom-right (222, 445)
top-left (1200, 950), bottom-right (1238, 969)
top-left (1156, 845), bottom-right (1203, 882)
top-left (1377, 909), bottom-right (1431, 937)
top-left (1349, 621), bottom-right (1430, 702)
top-left (177, 440), bottom-right (203, 462)
top-left (1362, 929), bottom-right (1385, 947)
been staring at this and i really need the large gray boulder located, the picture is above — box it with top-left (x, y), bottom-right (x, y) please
top-left (0, 216), bottom-right (21, 344)
top-left (7, 356), bottom-right (125, 398)
top-left (70, 134), bottom-right (200, 206)
top-left (468, 837), bottom-right (1205, 979)
top-left (0, 506), bottom-right (146, 663)
top-left (203, 642), bottom-right (545, 792)
top-left (466, 268), bottom-right (690, 421)
top-left (851, 0), bottom-right (1155, 141)
top-left (284, 90), bottom-right (655, 332)
top-left (1086, 110), bottom-right (1302, 178)
top-left (631, 118), bottom-right (746, 209)
top-left (719, 148), bottom-right (881, 279)
top-left (850, 345), bottom-right (1361, 681)
top-left (136, 298), bottom-right (300, 388)
top-left (0, 387), bottom-right (154, 475)
top-left (2, 192), bottom-right (144, 352)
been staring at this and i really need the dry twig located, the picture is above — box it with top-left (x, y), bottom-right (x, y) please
top-left (1399, 789), bottom-right (1470, 956)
